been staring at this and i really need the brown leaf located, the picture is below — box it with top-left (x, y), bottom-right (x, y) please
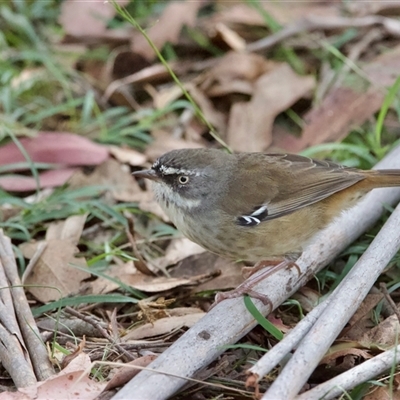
top-left (199, 52), bottom-right (273, 97)
top-left (171, 252), bottom-right (243, 293)
top-left (349, 1), bottom-right (400, 17)
top-left (364, 385), bottom-right (400, 400)
top-left (212, 2), bottom-right (339, 28)
top-left (61, 336), bottom-right (86, 369)
top-left (89, 261), bottom-right (213, 294)
top-left (105, 354), bottom-right (157, 391)
top-left (46, 214), bottom-right (88, 246)
top-left (299, 87), bottom-right (384, 151)
top-left (59, 0), bottom-right (129, 41)
top-left (122, 312), bottom-right (205, 340)
top-left (364, 314), bottom-right (400, 347)
top-left (131, 1), bottom-right (203, 60)
top-left (299, 45), bottom-right (400, 150)
top-left (108, 145), bottom-right (147, 166)
top-left (291, 287), bottom-right (322, 313)
top-left (342, 293), bottom-right (383, 341)
top-left (21, 239), bottom-right (90, 303)
top-left (320, 344), bottom-right (371, 366)
top-left (128, 189), bottom-right (169, 222)
top-left (187, 83), bottom-right (227, 134)
top-left (144, 130), bottom-right (204, 162)
top-left (15, 353), bottom-right (106, 400)
top-left (69, 158), bottom-right (141, 202)
top-left (227, 64), bottom-right (315, 152)
top-left (151, 238), bottom-right (205, 272)
top-left (215, 23), bottom-right (246, 51)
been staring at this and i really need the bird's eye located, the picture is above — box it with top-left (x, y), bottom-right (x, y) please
top-left (178, 175), bottom-right (189, 185)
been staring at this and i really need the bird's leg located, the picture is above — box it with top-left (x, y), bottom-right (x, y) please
top-left (212, 259), bottom-right (299, 308)
top-left (242, 259), bottom-right (297, 279)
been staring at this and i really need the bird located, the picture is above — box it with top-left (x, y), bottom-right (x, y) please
top-left (133, 148), bottom-right (400, 304)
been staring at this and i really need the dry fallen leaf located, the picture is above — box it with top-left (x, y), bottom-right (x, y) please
top-left (186, 83), bottom-right (227, 134)
top-left (14, 353), bottom-right (106, 400)
top-left (363, 314), bottom-right (400, 347)
top-left (129, 188), bottom-right (169, 222)
top-left (299, 44), bottom-right (400, 150)
top-left (363, 385), bottom-right (400, 400)
top-left (122, 312), bottom-right (205, 341)
top-left (59, 0), bottom-right (130, 41)
top-left (348, 1), bottom-right (400, 17)
top-left (320, 345), bottom-right (372, 366)
top-left (108, 145), bottom-right (147, 166)
top-left (104, 354), bottom-right (158, 391)
top-left (21, 239), bottom-right (89, 303)
top-left (69, 158), bottom-right (142, 202)
top-left (144, 129), bottom-right (204, 162)
top-left (171, 252), bottom-right (243, 293)
top-left (227, 63), bottom-right (315, 152)
top-left (46, 214), bottom-right (88, 245)
top-left (199, 51), bottom-right (273, 97)
top-left (151, 238), bottom-right (205, 272)
top-left (299, 87), bottom-right (384, 151)
top-left (131, 1), bottom-right (202, 59)
top-left (89, 260), bottom-right (214, 294)
top-left (211, 2), bottom-right (339, 29)
top-left (342, 293), bottom-right (383, 341)
top-left (21, 215), bottom-right (89, 302)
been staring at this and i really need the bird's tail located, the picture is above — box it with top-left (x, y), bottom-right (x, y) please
top-left (366, 169), bottom-right (400, 188)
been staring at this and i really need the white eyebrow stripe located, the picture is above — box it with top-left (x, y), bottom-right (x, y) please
top-left (158, 165), bottom-right (200, 176)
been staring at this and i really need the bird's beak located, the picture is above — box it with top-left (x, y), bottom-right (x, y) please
top-left (132, 169), bottom-right (161, 182)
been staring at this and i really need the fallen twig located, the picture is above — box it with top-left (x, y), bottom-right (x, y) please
top-left (380, 282), bottom-right (400, 323)
top-left (295, 344), bottom-right (400, 400)
top-left (245, 298), bottom-right (331, 389)
top-left (63, 306), bottom-right (134, 362)
top-left (0, 231), bottom-right (54, 386)
top-left (246, 15), bottom-right (400, 53)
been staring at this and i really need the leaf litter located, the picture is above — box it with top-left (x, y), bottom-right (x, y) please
top-left (2, 0), bottom-right (400, 398)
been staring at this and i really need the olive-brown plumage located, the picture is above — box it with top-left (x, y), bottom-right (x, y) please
top-left (133, 148), bottom-right (400, 263)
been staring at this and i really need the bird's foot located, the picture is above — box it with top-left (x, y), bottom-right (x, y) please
top-left (211, 259), bottom-right (299, 309)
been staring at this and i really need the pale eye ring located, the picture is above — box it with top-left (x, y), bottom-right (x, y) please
top-left (178, 175), bottom-right (189, 185)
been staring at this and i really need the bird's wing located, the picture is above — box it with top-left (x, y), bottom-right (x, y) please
top-left (233, 153), bottom-right (366, 226)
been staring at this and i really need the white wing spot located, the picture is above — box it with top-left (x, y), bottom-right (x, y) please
top-left (241, 216), bottom-right (261, 225)
top-left (251, 205), bottom-right (268, 216)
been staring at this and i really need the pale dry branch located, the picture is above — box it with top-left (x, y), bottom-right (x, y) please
top-left (0, 231), bottom-right (54, 382)
top-left (295, 345), bottom-right (400, 400)
top-left (246, 15), bottom-right (400, 53)
top-left (246, 298), bottom-right (331, 386)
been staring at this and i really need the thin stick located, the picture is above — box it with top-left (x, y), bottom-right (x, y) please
top-left (246, 15), bottom-right (400, 53)
top-left (63, 307), bottom-right (134, 362)
top-left (246, 298), bottom-right (331, 387)
top-left (0, 232), bottom-right (54, 381)
top-left (295, 345), bottom-right (400, 400)
top-left (21, 241), bottom-right (47, 284)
